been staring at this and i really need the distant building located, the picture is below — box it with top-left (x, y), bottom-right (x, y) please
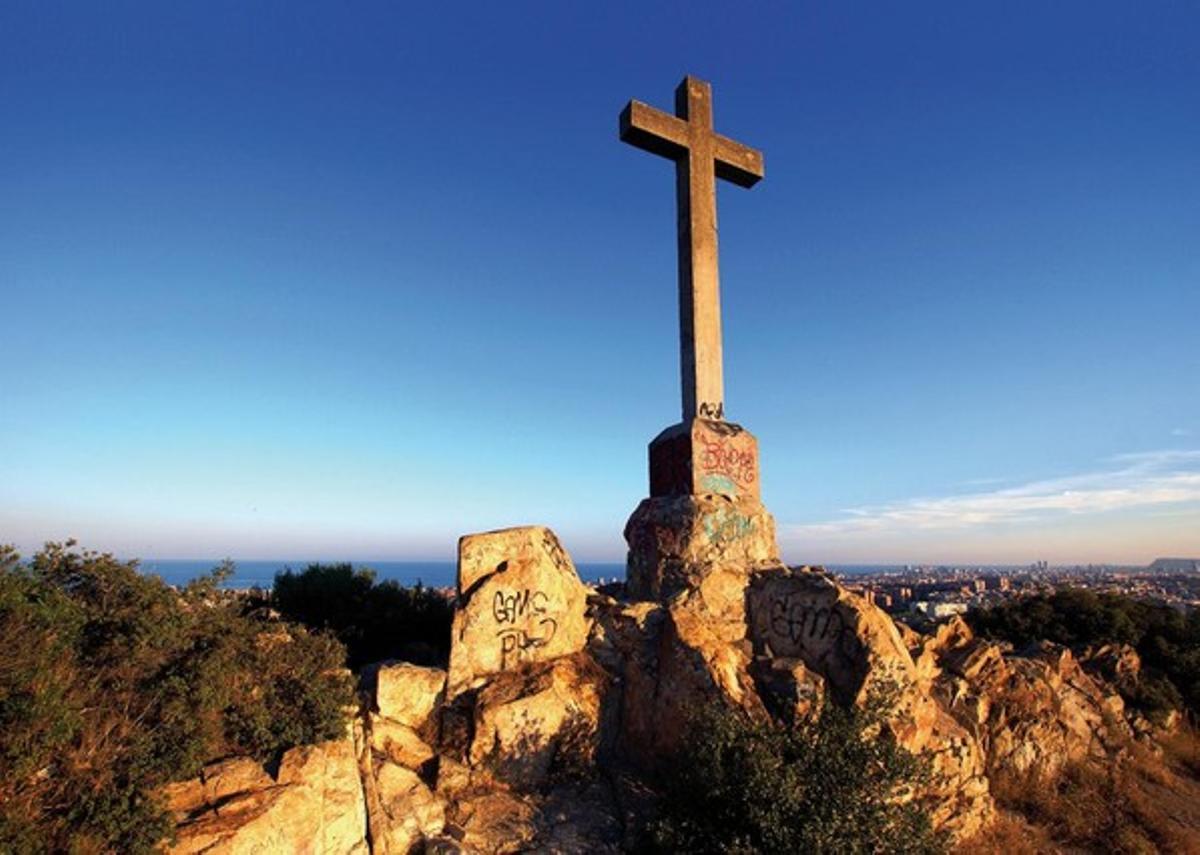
top-left (915, 601), bottom-right (969, 619)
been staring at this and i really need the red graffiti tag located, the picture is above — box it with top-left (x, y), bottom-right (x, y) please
top-left (700, 438), bottom-right (756, 486)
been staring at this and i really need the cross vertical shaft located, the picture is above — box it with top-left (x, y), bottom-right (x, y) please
top-left (620, 76), bottom-right (763, 422)
top-left (675, 79), bottom-right (721, 421)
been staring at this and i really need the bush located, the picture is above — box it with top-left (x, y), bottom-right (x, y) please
top-left (272, 563), bottom-right (452, 669)
top-left (968, 589), bottom-right (1200, 719)
top-left (0, 541), bottom-right (354, 854)
top-left (650, 688), bottom-right (946, 854)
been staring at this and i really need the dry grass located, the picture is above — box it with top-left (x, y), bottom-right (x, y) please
top-left (1161, 723), bottom-right (1200, 779)
top-left (961, 740), bottom-right (1200, 855)
top-left (958, 809), bottom-right (1058, 854)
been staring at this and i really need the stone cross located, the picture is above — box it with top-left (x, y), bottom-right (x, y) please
top-left (620, 75), bottom-right (764, 422)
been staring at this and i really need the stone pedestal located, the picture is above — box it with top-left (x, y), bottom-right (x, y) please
top-left (625, 493), bottom-right (780, 602)
top-left (649, 418), bottom-right (760, 501)
top-left (628, 419), bottom-right (778, 605)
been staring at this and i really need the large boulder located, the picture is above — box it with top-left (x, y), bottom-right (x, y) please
top-left (462, 652), bottom-right (608, 790)
top-left (363, 760), bottom-right (446, 854)
top-left (449, 527), bottom-right (592, 696)
top-left (375, 662), bottom-right (445, 728)
top-left (367, 662), bottom-right (445, 774)
top-left (747, 567), bottom-right (915, 704)
top-left (746, 567), bottom-right (992, 840)
top-left (165, 735), bottom-right (368, 855)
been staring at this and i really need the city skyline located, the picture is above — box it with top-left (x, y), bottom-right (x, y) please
top-left (3, 2), bottom-right (1198, 566)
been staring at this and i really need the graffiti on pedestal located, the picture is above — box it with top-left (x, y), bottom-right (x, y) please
top-left (703, 507), bottom-right (754, 544)
top-left (698, 431), bottom-right (756, 496)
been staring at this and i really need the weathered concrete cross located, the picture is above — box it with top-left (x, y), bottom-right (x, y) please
top-left (620, 76), bottom-right (764, 422)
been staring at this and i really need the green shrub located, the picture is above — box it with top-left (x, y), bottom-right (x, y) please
top-left (649, 688), bottom-right (946, 855)
top-left (272, 562), bottom-right (452, 669)
top-left (0, 541), bottom-right (353, 854)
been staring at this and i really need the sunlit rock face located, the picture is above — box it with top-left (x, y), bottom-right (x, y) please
top-left (448, 526), bottom-right (592, 698)
top-left (926, 625), bottom-right (1133, 783)
top-left (163, 521), bottom-right (1153, 852)
top-left (164, 736), bottom-right (368, 855)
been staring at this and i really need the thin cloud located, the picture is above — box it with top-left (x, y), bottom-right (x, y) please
top-left (959, 476), bottom-right (1010, 486)
top-left (789, 450), bottom-right (1200, 537)
top-left (1172, 427), bottom-right (1192, 437)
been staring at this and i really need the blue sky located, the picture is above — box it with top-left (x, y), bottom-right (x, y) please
top-left (2, 1), bottom-right (1197, 565)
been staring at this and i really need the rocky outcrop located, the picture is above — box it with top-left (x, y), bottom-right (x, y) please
top-left (375, 661), bottom-right (445, 727)
top-left (745, 568), bottom-right (992, 838)
top-left (363, 759), bottom-right (445, 854)
top-left (165, 736), bottom-right (368, 854)
top-left (166, 524), bottom-right (1147, 853)
top-left (463, 652), bottom-right (608, 789)
top-left (368, 661), bottom-right (444, 773)
top-left (926, 619), bottom-right (1131, 782)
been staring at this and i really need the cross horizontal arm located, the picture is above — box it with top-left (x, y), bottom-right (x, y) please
top-left (619, 100), bottom-right (689, 160)
top-left (714, 135), bottom-right (764, 188)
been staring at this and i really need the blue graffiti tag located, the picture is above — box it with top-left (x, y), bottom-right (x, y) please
top-left (703, 508), bottom-right (754, 543)
top-left (700, 473), bottom-right (738, 495)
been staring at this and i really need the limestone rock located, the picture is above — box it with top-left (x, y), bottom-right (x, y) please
top-left (746, 567), bottom-right (914, 704)
top-left (445, 790), bottom-right (538, 854)
top-left (894, 619), bottom-right (924, 652)
top-left (367, 761), bottom-right (446, 854)
top-left (1081, 642), bottom-right (1142, 684)
top-left (933, 637), bottom-right (1131, 782)
top-left (162, 757), bottom-right (273, 818)
top-left (370, 716), bottom-right (436, 770)
top-left (466, 652), bottom-right (608, 790)
top-left (749, 655), bottom-right (826, 722)
top-left (449, 526), bottom-right (592, 696)
top-left (587, 597), bottom-right (667, 759)
top-left (625, 493), bottom-right (780, 602)
top-left (375, 662), bottom-right (446, 729)
top-left (167, 735), bottom-right (368, 855)
top-left (745, 568), bottom-right (992, 840)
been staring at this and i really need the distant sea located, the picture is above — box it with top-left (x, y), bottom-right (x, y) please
top-left (138, 559), bottom-right (892, 590)
top-left (139, 559), bottom-right (629, 590)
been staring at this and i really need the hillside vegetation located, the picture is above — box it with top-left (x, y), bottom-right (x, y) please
top-left (0, 542), bottom-right (353, 854)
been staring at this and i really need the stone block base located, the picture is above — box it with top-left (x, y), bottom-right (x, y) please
top-left (649, 419), bottom-right (760, 501)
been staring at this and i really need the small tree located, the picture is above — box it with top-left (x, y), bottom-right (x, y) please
top-left (650, 687), bottom-right (946, 855)
top-left (272, 563), bottom-right (452, 668)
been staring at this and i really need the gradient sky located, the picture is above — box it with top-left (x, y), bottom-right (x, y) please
top-left (2, 2), bottom-right (1198, 565)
